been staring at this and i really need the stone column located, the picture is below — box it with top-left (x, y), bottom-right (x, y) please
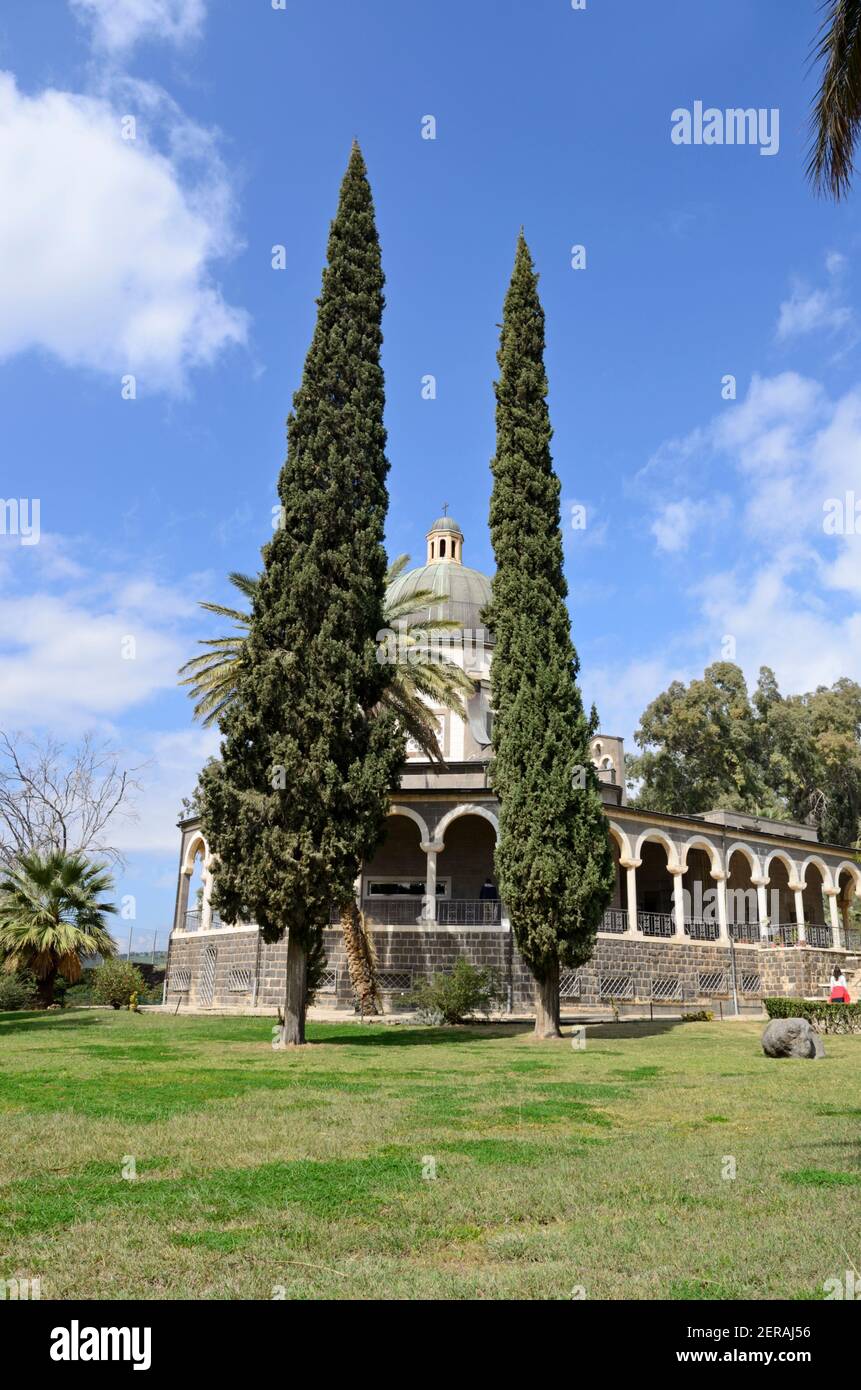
top-left (421, 840), bottom-right (442, 924)
top-left (791, 883), bottom-right (807, 945)
top-left (714, 870), bottom-right (729, 942)
top-left (670, 865), bottom-right (686, 939)
top-left (201, 855), bottom-right (214, 932)
top-left (752, 876), bottom-right (770, 943)
top-left (825, 886), bottom-right (842, 950)
top-left (620, 858), bottom-right (641, 935)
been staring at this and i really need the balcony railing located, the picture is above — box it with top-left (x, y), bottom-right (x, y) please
top-left (806, 924), bottom-right (833, 949)
top-left (601, 908), bottom-right (628, 934)
top-left (769, 922), bottom-right (799, 947)
top-left (685, 918), bottom-right (720, 941)
top-left (729, 921), bottom-right (762, 945)
top-left (638, 911), bottom-right (675, 937)
top-left (437, 899), bottom-right (502, 926)
top-left (361, 897), bottom-right (426, 926)
top-left (845, 928), bottom-right (861, 952)
top-left (184, 910), bottom-right (200, 933)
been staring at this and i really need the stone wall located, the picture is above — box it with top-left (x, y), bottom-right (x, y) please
top-left (164, 926), bottom-right (854, 1013)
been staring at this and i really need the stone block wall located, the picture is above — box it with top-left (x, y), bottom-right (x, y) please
top-left (164, 924), bottom-right (854, 1013)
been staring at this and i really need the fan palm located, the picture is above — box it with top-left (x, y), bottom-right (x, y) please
top-left (179, 557), bottom-right (476, 1013)
top-left (808, 1), bottom-right (861, 199)
top-left (179, 558), bottom-right (475, 757)
top-left (0, 850), bottom-right (118, 1008)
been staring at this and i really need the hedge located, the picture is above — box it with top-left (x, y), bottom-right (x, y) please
top-left (764, 997), bottom-right (861, 1034)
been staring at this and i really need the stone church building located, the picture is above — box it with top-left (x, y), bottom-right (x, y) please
top-left (165, 515), bottom-right (861, 1013)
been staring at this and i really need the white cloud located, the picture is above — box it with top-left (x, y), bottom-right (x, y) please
top-left (695, 548), bottom-right (861, 694)
top-left (112, 727), bottom-right (219, 853)
top-left (0, 72), bottom-right (247, 390)
top-left (71, 0), bottom-right (206, 52)
top-left (775, 254), bottom-right (854, 343)
top-left (650, 496), bottom-right (731, 554)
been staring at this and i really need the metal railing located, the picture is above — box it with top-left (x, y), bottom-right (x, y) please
top-left (638, 911), bottom-right (675, 937)
top-left (685, 919), bottom-right (720, 941)
top-left (437, 899), bottom-right (502, 926)
top-left (360, 897), bottom-right (426, 926)
top-left (806, 924), bottom-right (833, 949)
top-left (729, 921), bottom-right (762, 944)
top-left (769, 922), bottom-right (799, 947)
top-left (184, 910), bottom-right (200, 933)
top-left (601, 908), bottom-right (628, 934)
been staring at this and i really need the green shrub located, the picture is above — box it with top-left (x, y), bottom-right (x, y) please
top-left (681, 1010), bottom-right (713, 1023)
top-left (0, 971), bottom-right (36, 1011)
top-left (91, 959), bottom-right (145, 1011)
top-left (764, 997), bottom-right (861, 1034)
top-left (409, 958), bottom-right (504, 1025)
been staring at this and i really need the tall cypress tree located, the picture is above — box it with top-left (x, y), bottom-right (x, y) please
top-left (487, 233), bottom-right (615, 1038)
top-left (198, 144), bottom-right (404, 1045)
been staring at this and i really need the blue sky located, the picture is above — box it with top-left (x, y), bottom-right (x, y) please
top-left (1, 0), bottom-right (860, 944)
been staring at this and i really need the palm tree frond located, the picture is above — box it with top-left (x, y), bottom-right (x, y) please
top-left (807, 0), bottom-right (861, 200)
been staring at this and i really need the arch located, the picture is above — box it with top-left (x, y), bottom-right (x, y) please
top-left (608, 821), bottom-right (634, 862)
top-left (681, 835), bottom-right (724, 878)
top-left (725, 841), bottom-right (764, 880)
top-left (764, 848), bottom-right (800, 884)
top-left (182, 832), bottom-right (208, 875)
top-left (594, 741), bottom-right (603, 757)
top-left (835, 860), bottom-right (861, 896)
top-left (388, 804), bottom-right (431, 847)
top-left (634, 828), bottom-right (681, 871)
top-left (800, 855), bottom-right (834, 892)
top-left (436, 803), bottom-right (499, 844)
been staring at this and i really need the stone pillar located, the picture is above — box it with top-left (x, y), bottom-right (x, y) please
top-left (792, 884), bottom-right (807, 945)
top-left (670, 865), bottom-right (686, 939)
top-left (201, 856), bottom-right (214, 932)
top-left (753, 877), bottom-right (770, 943)
top-left (825, 886), bottom-right (842, 950)
top-left (620, 858), bottom-right (640, 935)
top-left (421, 840), bottom-right (441, 924)
top-left (714, 870), bottom-right (729, 942)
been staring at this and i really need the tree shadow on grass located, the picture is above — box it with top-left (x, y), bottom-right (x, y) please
top-left (313, 1023), bottom-right (536, 1047)
top-left (0, 1011), bottom-right (102, 1037)
top-left (580, 1020), bottom-right (684, 1040)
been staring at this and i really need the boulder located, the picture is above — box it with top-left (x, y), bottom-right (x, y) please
top-left (761, 1017), bottom-right (826, 1059)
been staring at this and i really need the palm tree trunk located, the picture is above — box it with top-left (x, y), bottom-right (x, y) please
top-left (35, 967), bottom-right (57, 1009)
top-left (340, 900), bottom-right (381, 1016)
top-left (277, 932), bottom-right (307, 1045)
top-left (534, 957), bottom-right (561, 1039)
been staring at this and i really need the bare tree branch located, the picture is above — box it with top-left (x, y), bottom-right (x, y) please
top-left (0, 731), bottom-right (145, 867)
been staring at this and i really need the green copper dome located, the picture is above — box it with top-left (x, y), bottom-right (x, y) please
top-left (386, 558), bottom-right (493, 636)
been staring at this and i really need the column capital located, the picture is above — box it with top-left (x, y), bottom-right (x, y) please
top-left (751, 876), bottom-right (769, 887)
top-left (619, 858), bottom-right (641, 870)
top-left (668, 864), bottom-right (686, 876)
top-left (823, 885), bottom-right (840, 897)
top-left (420, 840), bottom-right (444, 854)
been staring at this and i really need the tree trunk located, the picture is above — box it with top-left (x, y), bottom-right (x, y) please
top-left (340, 899), bottom-right (381, 1016)
top-left (278, 932), bottom-right (307, 1046)
top-left (35, 968), bottom-right (57, 1009)
top-left (534, 957), bottom-right (561, 1039)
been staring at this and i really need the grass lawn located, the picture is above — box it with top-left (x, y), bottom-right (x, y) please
top-left (1, 1008), bottom-right (859, 1300)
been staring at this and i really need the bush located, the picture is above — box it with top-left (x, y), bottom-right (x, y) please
top-left (0, 971), bottom-right (36, 1011)
top-left (409, 958), bottom-right (504, 1025)
top-left (764, 997), bottom-right (861, 1034)
top-left (91, 959), bottom-right (145, 1010)
top-left (681, 1010), bottom-right (713, 1023)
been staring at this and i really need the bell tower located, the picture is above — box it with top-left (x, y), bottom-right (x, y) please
top-left (426, 508), bottom-right (464, 564)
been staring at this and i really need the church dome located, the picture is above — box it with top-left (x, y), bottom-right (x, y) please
top-left (386, 514), bottom-right (493, 635)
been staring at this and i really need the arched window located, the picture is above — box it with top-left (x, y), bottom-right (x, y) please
top-left (439, 538), bottom-right (446, 558)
